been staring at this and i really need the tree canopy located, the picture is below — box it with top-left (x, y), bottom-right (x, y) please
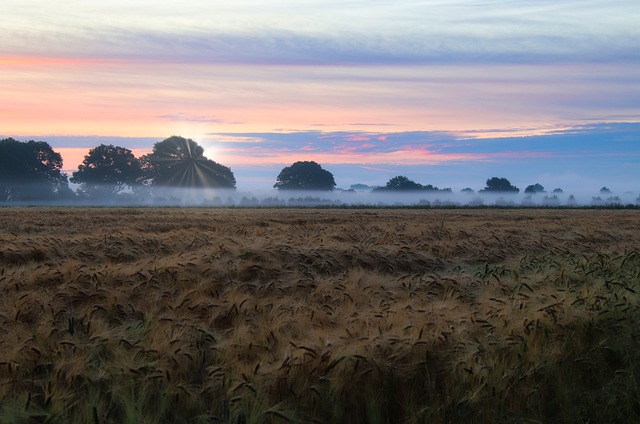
top-left (524, 183), bottom-right (545, 194)
top-left (70, 144), bottom-right (142, 197)
top-left (141, 136), bottom-right (236, 189)
top-left (0, 138), bottom-right (70, 201)
top-left (274, 161), bottom-right (336, 191)
top-left (481, 177), bottom-right (520, 193)
top-left (374, 176), bottom-right (451, 192)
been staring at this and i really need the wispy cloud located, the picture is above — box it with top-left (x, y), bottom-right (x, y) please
top-left (5, 28), bottom-right (638, 66)
top-left (207, 123), bottom-right (640, 166)
top-left (158, 113), bottom-right (226, 124)
top-left (3, 0), bottom-right (639, 66)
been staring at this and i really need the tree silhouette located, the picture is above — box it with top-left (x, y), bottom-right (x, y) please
top-left (274, 161), bottom-right (336, 190)
top-left (0, 138), bottom-right (70, 201)
top-left (481, 177), bottom-right (520, 193)
top-left (70, 144), bottom-right (142, 197)
top-left (374, 176), bottom-right (451, 192)
top-left (140, 136), bottom-right (236, 189)
top-left (524, 183), bottom-right (545, 194)
top-left (374, 176), bottom-right (423, 191)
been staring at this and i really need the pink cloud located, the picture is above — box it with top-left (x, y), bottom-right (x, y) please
top-left (345, 134), bottom-right (371, 142)
top-left (217, 147), bottom-right (490, 167)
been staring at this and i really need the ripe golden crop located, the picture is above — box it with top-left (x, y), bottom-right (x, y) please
top-left (1, 208), bottom-right (639, 423)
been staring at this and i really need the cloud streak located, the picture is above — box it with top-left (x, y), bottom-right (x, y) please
top-left (4, 28), bottom-right (638, 67)
top-left (207, 122), bottom-right (640, 167)
top-left (2, 1), bottom-right (639, 66)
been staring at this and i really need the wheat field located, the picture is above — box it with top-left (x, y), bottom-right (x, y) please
top-left (1, 207), bottom-right (639, 423)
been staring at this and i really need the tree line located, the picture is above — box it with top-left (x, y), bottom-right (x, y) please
top-left (1, 136), bottom-right (236, 202)
top-left (2, 135), bottom-right (567, 202)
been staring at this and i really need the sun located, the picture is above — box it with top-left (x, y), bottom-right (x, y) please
top-left (172, 127), bottom-right (221, 160)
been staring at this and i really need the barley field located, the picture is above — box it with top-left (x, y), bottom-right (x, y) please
top-left (1, 207), bottom-right (639, 423)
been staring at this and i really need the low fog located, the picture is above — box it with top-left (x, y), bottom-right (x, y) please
top-left (6, 185), bottom-right (639, 208)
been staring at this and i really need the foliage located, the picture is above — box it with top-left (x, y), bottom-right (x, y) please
top-left (374, 175), bottom-right (452, 192)
top-left (274, 161), bottom-right (336, 190)
top-left (70, 144), bottom-right (142, 197)
top-left (600, 186), bottom-right (612, 194)
top-left (0, 138), bottom-right (70, 202)
top-left (375, 175), bottom-right (423, 191)
top-left (524, 183), bottom-right (545, 194)
top-left (140, 136), bottom-right (236, 189)
top-left (481, 177), bottom-right (520, 193)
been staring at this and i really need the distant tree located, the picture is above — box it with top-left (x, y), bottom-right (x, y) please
top-left (350, 183), bottom-right (373, 191)
top-left (375, 176), bottom-right (423, 191)
top-left (373, 176), bottom-right (451, 192)
top-left (0, 138), bottom-right (70, 201)
top-left (600, 186), bottom-right (612, 194)
top-left (461, 188), bottom-right (475, 193)
top-left (274, 161), bottom-right (336, 190)
top-left (524, 183), bottom-right (545, 194)
top-left (542, 195), bottom-right (561, 207)
top-left (481, 177), bottom-right (519, 193)
top-left (552, 188), bottom-right (563, 193)
top-left (70, 144), bottom-right (142, 197)
top-left (140, 136), bottom-right (236, 189)
top-left (423, 184), bottom-right (451, 192)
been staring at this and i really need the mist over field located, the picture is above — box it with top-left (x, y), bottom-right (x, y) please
top-left (6, 185), bottom-right (639, 208)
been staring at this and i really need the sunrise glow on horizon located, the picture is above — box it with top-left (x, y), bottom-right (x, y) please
top-left (2, 0), bottom-right (639, 191)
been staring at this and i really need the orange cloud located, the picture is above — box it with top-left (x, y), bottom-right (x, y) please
top-left (0, 55), bottom-right (131, 69)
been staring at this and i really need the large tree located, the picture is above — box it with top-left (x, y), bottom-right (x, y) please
top-left (481, 177), bottom-right (520, 193)
top-left (273, 161), bottom-right (336, 191)
top-left (140, 136), bottom-right (236, 189)
top-left (70, 144), bottom-right (142, 197)
top-left (0, 138), bottom-right (70, 201)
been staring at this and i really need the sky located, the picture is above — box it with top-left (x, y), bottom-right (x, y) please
top-left (1, 0), bottom-right (639, 193)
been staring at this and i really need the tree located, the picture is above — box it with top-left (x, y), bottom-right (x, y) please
top-left (373, 176), bottom-right (451, 192)
top-left (481, 177), bottom-right (519, 193)
top-left (274, 161), bottom-right (336, 191)
top-left (524, 183), bottom-right (545, 194)
top-left (350, 184), bottom-right (373, 191)
top-left (0, 138), bottom-right (70, 201)
top-left (375, 176), bottom-right (424, 191)
top-left (70, 144), bottom-right (142, 197)
top-left (140, 136), bottom-right (236, 189)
